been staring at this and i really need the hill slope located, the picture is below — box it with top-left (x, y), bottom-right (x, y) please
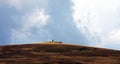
top-left (0, 42), bottom-right (120, 64)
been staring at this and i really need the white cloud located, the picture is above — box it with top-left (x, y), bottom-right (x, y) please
top-left (22, 9), bottom-right (50, 30)
top-left (103, 30), bottom-right (120, 50)
top-left (11, 9), bottom-right (51, 44)
top-left (72, 0), bottom-right (120, 48)
top-left (6, 0), bottom-right (51, 44)
top-left (107, 30), bottom-right (120, 44)
top-left (6, 0), bottom-right (21, 10)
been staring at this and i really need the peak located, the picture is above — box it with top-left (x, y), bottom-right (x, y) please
top-left (41, 41), bottom-right (63, 44)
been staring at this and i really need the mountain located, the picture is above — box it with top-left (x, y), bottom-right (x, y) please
top-left (0, 42), bottom-right (120, 64)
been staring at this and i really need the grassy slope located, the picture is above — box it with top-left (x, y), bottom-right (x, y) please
top-left (0, 43), bottom-right (120, 64)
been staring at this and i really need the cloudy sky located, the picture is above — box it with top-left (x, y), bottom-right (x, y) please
top-left (0, 0), bottom-right (120, 50)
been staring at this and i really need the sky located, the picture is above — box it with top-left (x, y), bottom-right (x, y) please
top-left (0, 0), bottom-right (120, 50)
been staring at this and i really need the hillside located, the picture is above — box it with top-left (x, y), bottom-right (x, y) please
top-left (0, 42), bottom-right (120, 64)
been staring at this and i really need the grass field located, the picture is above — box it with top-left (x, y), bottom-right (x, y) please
top-left (0, 42), bottom-right (120, 64)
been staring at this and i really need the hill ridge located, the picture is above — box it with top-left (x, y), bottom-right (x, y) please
top-left (0, 42), bottom-right (120, 64)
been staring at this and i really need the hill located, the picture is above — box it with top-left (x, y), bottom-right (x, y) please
top-left (0, 42), bottom-right (120, 64)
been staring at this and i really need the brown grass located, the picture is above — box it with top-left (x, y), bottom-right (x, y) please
top-left (0, 42), bottom-right (120, 64)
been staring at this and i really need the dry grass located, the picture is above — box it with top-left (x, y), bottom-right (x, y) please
top-left (40, 41), bottom-right (62, 44)
top-left (0, 42), bottom-right (120, 64)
